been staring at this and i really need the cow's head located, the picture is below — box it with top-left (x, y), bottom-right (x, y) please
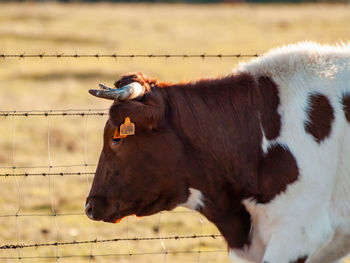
top-left (85, 73), bottom-right (190, 223)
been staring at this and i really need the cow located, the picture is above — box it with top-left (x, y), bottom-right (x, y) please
top-left (85, 42), bottom-right (350, 263)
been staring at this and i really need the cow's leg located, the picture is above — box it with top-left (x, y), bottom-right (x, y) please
top-left (306, 230), bottom-right (350, 263)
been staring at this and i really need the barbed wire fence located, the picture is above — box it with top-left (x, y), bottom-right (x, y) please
top-left (0, 109), bottom-right (227, 262)
top-left (0, 53), bottom-right (257, 262)
top-left (0, 53), bottom-right (259, 60)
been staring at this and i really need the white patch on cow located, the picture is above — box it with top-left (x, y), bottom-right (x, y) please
top-left (180, 188), bottom-right (204, 211)
top-left (231, 42), bottom-right (350, 262)
top-left (306, 228), bottom-right (350, 263)
top-left (261, 131), bottom-right (269, 154)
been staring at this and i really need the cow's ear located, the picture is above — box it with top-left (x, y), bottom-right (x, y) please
top-left (109, 89), bottom-right (165, 131)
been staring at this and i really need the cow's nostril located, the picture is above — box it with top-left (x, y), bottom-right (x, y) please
top-left (85, 202), bottom-right (94, 219)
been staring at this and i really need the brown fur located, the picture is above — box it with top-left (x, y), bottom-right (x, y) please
top-left (342, 93), bottom-right (350, 123)
top-left (304, 93), bottom-right (334, 143)
top-left (162, 73), bottom-right (264, 248)
top-left (257, 144), bottom-right (299, 203)
top-left (87, 72), bottom-right (301, 250)
top-left (256, 76), bottom-right (281, 140)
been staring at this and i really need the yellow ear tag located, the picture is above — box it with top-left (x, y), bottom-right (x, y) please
top-left (113, 117), bottom-right (135, 139)
top-left (113, 129), bottom-right (127, 139)
top-left (119, 117), bottom-right (135, 137)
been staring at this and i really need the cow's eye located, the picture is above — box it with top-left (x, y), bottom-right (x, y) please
top-left (112, 129), bottom-right (122, 145)
top-left (112, 138), bottom-right (121, 145)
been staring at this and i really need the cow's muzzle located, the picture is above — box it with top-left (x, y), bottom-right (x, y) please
top-left (85, 197), bottom-right (113, 221)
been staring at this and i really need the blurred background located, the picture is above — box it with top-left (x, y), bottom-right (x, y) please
top-left (0, 1), bottom-right (349, 263)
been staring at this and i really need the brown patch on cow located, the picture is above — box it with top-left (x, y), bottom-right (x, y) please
top-left (290, 255), bottom-right (308, 263)
top-left (304, 93), bottom-right (334, 143)
top-left (256, 76), bottom-right (281, 140)
top-left (167, 73), bottom-right (262, 196)
top-left (257, 143), bottom-right (299, 203)
top-left (342, 93), bottom-right (350, 123)
top-left (165, 73), bottom-right (263, 248)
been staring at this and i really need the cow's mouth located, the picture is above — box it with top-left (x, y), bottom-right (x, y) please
top-left (103, 214), bottom-right (125, 223)
top-left (102, 194), bottom-right (165, 223)
top-left (101, 202), bottom-right (128, 223)
top-left (101, 211), bottom-right (128, 224)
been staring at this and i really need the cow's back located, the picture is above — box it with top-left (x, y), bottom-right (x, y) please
top-left (233, 42), bottom-right (350, 262)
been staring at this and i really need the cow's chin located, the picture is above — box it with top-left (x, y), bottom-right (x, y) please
top-left (98, 191), bottom-right (184, 223)
top-left (135, 193), bottom-right (181, 217)
top-left (104, 194), bottom-right (178, 223)
top-left (99, 211), bottom-right (127, 224)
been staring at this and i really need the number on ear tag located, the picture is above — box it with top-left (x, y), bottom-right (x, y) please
top-left (120, 117), bottom-right (135, 136)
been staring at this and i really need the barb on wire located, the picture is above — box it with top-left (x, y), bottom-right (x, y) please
top-left (0, 234), bottom-right (222, 250)
top-left (0, 53), bottom-right (259, 59)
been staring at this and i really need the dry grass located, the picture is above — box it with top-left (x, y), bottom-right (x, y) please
top-left (0, 2), bottom-right (350, 263)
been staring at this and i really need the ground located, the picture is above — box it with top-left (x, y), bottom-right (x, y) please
top-left (0, 3), bottom-right (350, 263)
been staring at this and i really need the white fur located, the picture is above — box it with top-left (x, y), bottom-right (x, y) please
top-left (228, 42), bottom-right (350, 263)
top-left (260, 127), bottom-right (270, 154)
top-left (180, 188), bottom-right (204, 211)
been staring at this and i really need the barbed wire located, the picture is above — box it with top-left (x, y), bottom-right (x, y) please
top-left (0, 164), bottom-right (97, 169)
top-left (0, 210), bottom-right (202, 218)
top-left (0, 250), bottom-right (227, 260)
top-left (0, 53), bottom-right (259, 60)
top-left (0, 210), bottom-right (198, 219)
top-left (0, 109), bottom-right (108, 117)
top-left (0, 213), bottom-right (84, 218)
top-left (0, 171), bottom-right (95, 177)
top-left (0, 105), bottom-right (226, 262)
top-left (0, 234), bottom-right (222, 250)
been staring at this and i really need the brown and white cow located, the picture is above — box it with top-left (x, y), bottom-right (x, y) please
top-left (86, 42), bottom-right (350, 263)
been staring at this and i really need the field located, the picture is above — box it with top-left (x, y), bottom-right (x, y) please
top-left (0, 2), bottom-right (350, 263)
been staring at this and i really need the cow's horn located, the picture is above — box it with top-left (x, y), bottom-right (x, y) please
top-left (89, 82), bottom-right (144, 101)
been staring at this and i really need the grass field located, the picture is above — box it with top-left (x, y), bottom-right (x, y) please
top-left (0, 2), bottom-right (350, 263)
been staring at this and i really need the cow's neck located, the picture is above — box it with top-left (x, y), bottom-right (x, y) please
top-left (181, 157), bottom-right (254, 249)
top-left (162, 73), bottom-right (265, 249)
top-left (193, 179), bottom-right (252, 249)
top-left (163, 72), bottom-right (263, 196)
